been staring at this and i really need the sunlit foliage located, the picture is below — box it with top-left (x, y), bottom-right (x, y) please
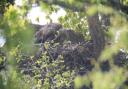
top-left (0, 0), bottom-right (128, 89)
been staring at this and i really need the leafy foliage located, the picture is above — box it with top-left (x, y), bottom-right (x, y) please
top-left (0, 0), bottom-right (128, 89)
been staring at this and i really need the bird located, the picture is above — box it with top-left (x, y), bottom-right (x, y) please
top-left (35, 23), bottom-right (62, 43)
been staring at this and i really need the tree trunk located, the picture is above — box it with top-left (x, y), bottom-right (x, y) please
top-left (87, 13), bottom-right (105, 59)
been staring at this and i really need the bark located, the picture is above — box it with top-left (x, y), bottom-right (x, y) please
top-left (87, 13), bottom-right (105, 59)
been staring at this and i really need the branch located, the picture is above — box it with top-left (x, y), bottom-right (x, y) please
top-left (42, 0), bottom-right (128, 14)
top-left (42, 0), bottom-right (86, 12)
